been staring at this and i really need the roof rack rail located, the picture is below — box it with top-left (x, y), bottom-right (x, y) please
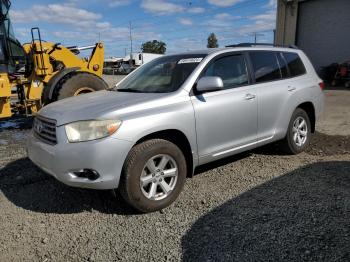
top-left (225, 43), bottom-right (299, 49)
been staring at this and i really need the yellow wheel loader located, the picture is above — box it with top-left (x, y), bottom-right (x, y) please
top-left (0, 0), bottom-right (107, 119)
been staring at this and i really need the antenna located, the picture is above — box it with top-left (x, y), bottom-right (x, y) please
top-left (250, 32), bottom-right (265, 43)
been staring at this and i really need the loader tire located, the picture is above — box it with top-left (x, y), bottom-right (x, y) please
top-left (56, 72), bottom-right (108, 101)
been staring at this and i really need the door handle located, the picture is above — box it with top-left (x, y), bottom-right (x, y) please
top-left (288, 86), bottom-right (296, 92)
top-left (245, 93), bottom-right (256, 100)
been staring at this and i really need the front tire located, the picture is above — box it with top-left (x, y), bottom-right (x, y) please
top-left (119, 139), bottom-right (187, 213)
top-left (280, 108), bottom-right (311, 154)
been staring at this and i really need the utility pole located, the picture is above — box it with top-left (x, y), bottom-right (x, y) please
top-left (129, 21), bottom-right (133, 68)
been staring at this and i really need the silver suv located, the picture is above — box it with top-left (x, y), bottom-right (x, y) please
top-left (27, 46), bottom-right (324, 212)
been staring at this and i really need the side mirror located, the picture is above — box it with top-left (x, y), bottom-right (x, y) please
top-left (196, 76), bottom-right (224, 93)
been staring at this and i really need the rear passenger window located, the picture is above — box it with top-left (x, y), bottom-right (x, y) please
top-left (283, 52), bottom-right (306, 77)
top-left (203, 55), bottom-right (248, 89)
top-left (250, 52), bottom-right (282, 83)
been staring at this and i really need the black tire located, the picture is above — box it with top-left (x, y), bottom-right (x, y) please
top-left (345, 81), bottom-right (350, 88)
top-left (119, 139), bottom-right (187, 213)
top-left (55, 72), bottom-right (108, 101)
top-left (280, 108), bottom-right (312, 155)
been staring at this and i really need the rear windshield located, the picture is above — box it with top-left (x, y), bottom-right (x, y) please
top-left (116, 54), bottom-right (206, 93)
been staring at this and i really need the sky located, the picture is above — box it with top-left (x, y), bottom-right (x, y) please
top-left (10, 0), bottom-right (277, 57)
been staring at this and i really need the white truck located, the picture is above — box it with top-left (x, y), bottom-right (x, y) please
top-left (124, 52), bottom-right (163, 66)
top-left (104, 53), bottom-right (163, 75)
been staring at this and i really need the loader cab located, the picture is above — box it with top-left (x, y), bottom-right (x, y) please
top-left (0, 0), bottom-right (25, 73)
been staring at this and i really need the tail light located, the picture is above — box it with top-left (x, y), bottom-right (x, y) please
top-left (319, 82), bottom-right (325, 90)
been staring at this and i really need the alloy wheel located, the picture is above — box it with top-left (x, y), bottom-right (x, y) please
top-left (292, 116), bottom-right (308, 147)
top-left (140, 154), bottom-right (178, 201)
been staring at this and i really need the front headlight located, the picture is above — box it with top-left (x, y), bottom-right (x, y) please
top-left (65, 120), bottom-right (122, 143)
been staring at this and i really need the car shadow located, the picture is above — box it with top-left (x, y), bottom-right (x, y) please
top-left (182, 161), bottom-right (350, 261)
top-left (0, 141), bottom-right (283, 215)
top-left (0, 158), bottom-right (138, 215)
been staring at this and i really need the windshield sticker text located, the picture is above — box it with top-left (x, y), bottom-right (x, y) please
top-left (178, 58), bottom-right (203, 64)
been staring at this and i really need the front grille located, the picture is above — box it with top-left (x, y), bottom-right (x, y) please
top-left (33, 115), bottom-right (57, 145)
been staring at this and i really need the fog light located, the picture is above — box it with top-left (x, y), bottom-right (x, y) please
top-left (73, 169), bottom-right (100, 181)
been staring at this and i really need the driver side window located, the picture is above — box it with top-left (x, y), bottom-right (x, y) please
top-left (203, 55), bottom-right (248, 89)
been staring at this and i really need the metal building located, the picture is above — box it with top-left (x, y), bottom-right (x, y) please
top-left (275, 0), bottom-right (350, 72)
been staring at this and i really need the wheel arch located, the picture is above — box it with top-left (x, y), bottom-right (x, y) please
top-left (296, 101), bottom-right (316, 133)
top-left (134, 129), bottom-right (195, 178)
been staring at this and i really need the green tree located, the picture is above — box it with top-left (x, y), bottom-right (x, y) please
top-left (141, 40), bottom-right (166, 54)
top-left (207, 33), bottom-right (219, 48)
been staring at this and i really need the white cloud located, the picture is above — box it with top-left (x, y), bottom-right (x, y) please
top-left (11, 4), bottom-right (101, 29)
top-left (202, 13), bottom-right (241, 29)
top-left (11, 3), bottom-right (160, 56)
top-left (214, 13), bottom-right (231, 20)
top-left (238, 10), bottom-right (276, 35)
top-left (249, 10), bottom-right (276, 21)
top-left (179, 18), bottom-right (193, 26)
top-left (188, 7), bottom-right (205, 14)
top-left (109, 0), bottom-right (131, 7)
top-left (265, 0), bottom-right (277, 9)
top-left (214, 13), bottom-right (241, 20)
top-left (167, 37), bottom-right (205, 53)
top-left (207, 0), bottom-right (242, 7)
top-left (141, 0), bottom-right (184, 15)
top-left (96, 22), bottom-right (112, 30)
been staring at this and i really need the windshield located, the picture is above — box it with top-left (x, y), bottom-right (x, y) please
top-left (0, 1), bottom-right (16, 41)
top-left (116, 54), bottom-right (206, 93)
top-left (1, 1), bottom-right (10, 17)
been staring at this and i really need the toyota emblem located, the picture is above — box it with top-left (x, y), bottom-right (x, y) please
top-left (35, 120), bottom-right (43, 133)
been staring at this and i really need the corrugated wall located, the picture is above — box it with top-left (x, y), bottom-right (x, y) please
top-left (296, 0), bottom-right (350, 71)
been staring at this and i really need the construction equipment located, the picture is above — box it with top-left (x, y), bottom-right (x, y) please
top-left (331, 62), bottom-right (350, 88)
top-left (0, 0), bottom-right (107, 119)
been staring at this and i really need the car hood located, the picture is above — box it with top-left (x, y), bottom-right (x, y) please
top-left (38, 90), bottom-right (168, 126)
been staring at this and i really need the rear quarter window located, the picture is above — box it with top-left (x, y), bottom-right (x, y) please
top-left (283, 52), bottom-right (306, 77)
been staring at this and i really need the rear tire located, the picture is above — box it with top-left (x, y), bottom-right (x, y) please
top-left (280, 108), bottom-right (311, 155)
top-left (56, 72), bottom-right (108, 100)
top-left (119, 139), bottom-right (187, 213)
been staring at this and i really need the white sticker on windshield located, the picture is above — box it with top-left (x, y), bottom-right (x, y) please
top-left (178, 58), bottom-right (203, 64)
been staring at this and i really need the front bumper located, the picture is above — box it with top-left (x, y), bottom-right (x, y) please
top-left (27, 129), bottom-right (133, 190)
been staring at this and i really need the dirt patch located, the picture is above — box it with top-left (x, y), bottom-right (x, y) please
top-left (307, 132), bottom-right (350, 156)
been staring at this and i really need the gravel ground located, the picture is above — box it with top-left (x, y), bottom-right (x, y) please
top-left (0, 87), bottom-right (349, 261)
